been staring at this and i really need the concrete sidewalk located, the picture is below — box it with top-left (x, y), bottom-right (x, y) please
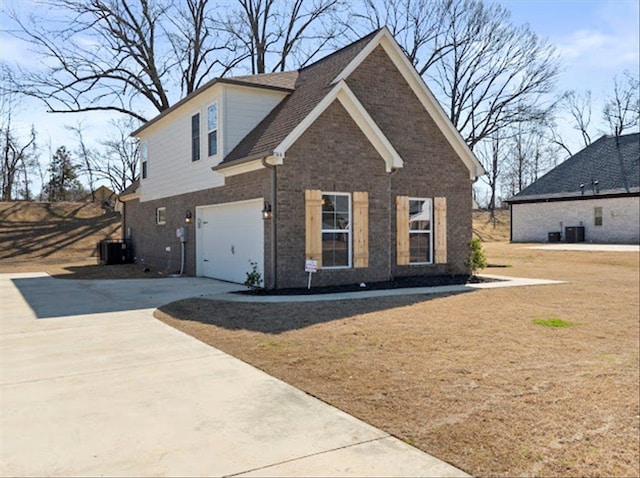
top-left (1, 272), bottom-right (468, 477)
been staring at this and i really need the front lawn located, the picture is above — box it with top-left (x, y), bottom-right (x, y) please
top-left (155, 242), bottom-right (639, 478)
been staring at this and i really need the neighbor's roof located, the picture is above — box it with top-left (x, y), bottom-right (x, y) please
top-left (222, 30), bottom-right (380, 164)
top-left (507, 133), bottom-right (640, 203)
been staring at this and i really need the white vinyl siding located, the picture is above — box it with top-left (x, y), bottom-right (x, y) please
top-left (223, 86), bottom-right (287, 157)
top-left (137, 84), bottom-right (287, 203)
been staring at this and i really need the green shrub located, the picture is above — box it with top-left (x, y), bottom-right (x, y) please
top-left (244, 260), bottom-right (263, 290)
top-left (466, 237), bottom-right (487, 275)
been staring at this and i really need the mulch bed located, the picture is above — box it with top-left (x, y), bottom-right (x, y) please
top-left (238, 273), bottom-right (498, 296)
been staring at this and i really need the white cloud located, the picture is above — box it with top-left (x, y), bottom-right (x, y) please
top-left (556, 28), bottom-right (639, 69)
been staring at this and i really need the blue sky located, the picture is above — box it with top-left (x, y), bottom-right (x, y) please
top-left (1, 0), bottom-right (638, 173)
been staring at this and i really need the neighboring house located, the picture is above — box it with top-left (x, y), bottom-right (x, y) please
top-left (120, 28), bottom-right (485, 289)
top-left (506, 133), bottom-right (640, 244)
top-left (82, 185), bottom-right (115, 204)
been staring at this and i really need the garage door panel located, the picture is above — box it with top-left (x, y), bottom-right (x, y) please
top-left (196, 199), bottom-right (264, 284)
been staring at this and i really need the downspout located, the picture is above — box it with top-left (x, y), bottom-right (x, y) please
top-left (262, 158), bottom-right (277, 289)
top-left (388, 166), bottom-right (399, 280)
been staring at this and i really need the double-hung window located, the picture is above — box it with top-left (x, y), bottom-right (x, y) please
top-left (207, 102), bottom-right (218, 157)
top-left (321, 193), bottom-right (351, 268)
top-left (408, 198), bottom-right (433, 264)
top-left (191, 113), bottom-right (200, 162)
top-left (140, 142), bottom-right (148, 179)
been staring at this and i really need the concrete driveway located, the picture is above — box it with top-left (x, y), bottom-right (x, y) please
top-left (1, 272), bottom-right (468, 477)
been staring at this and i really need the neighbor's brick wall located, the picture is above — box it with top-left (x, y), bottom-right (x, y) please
top-left (512, 196), bottom-right (640, 243)
top-left (275, 45), bottom-right (473, 288)
top-left (123, 169), bottom-right (271, 277)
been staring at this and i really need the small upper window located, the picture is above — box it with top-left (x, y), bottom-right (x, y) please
top-left (594, 206), bottom-right (603, 226)
top-left (321, 193), bottom-right (351, 268)
top-left (140, 142), bottom-right (148, 179)
top-left (208, 103), bottom-right (218, 157)
top-left (156, 207), bottom-right (166, 225)
top-left (191, 113), bottom-right (200, 162)
top-left (409, 198), bottom-right (433, 264)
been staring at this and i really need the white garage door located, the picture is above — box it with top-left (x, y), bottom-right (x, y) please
top-left (196, 199), bottom-right (264, 284)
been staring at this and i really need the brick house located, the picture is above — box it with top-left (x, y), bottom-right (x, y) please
top-left (120, 28), bottom-right (484, 289)
top-left (506, 133), bottom-right (639, 244)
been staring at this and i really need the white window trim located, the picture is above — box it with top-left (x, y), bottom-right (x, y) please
top-left (594, 206), bottom-right (603, 226)
top-left (156, 207), bottom-right (166, 225)
top-left (321, 192), bottom-right (352, 269)
top-left (140, 141), bottom-right (148, 179)
top-left (409, 197), bottom-right (433, 265)
top-left (207, 101), bottom-right (219, 158)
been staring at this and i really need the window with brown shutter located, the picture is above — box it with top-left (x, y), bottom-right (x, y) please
top-left (434, 197), bottom-right (447, 263)
top-left (353, 192), bottom-right (369, 268)
top-left (396, 195), bottom-right (410, 265)
top-left (305, 189), bottom-right (323, 268)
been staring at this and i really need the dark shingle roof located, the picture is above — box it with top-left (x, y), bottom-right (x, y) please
top-left (227, 71), bottom-right (299, 90)
top-left (222, 30), bottom-right (381, 164)
top-left (508, 133), bottom-right (640, 203)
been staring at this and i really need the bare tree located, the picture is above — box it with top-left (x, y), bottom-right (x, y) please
top-left (66, 123), bottom-right (98, 201)
top-left (1, 111), bottom-right (37, 201)
top-left (340, 0), bottom-right (453, 75)
top-left (96, 118), bottom-right (140, 194)
top-left (603, 71), bottom-right (640, 137)
top-left (474, 132), bottom-right (502, 216)
top-left (431, 1), bottom-right (559, 149)
top-left (341, 0), bottom-right (560, 150)
top-left (218, 0), bottom-right (343, 74)
top-left (4, 0), bottom-right (240, 122)
top-left (561, 90), bottom-right (594, 147)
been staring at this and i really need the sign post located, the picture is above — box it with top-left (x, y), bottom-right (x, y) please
top-left (305, 259), bottom-right (318, 289)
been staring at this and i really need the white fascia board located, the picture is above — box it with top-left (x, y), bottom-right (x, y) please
top-left (273, 81), bottom-right (403, 172)
top-left (213, 158), bottom-right (264, 178)
top-left (119, 192), bottom-right (140, 202)
top-left (333, 28), bottom-right (485, 180)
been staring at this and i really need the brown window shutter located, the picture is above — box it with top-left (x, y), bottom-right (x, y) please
top-left (305, 189), bottom-right (323, 268)
top-left (353, 192), bottom-right (369, 268)
top-left (434, 197), bottom-right (447, 264)
top-left (396, 195), bottom-right (409, 265)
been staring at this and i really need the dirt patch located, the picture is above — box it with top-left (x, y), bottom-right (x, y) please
top-left (155, 242), bottom-right (639, 478)
top-left (473, 209), bottom-right (510, 242)
top-left (0, 201), bottom-right (121, 261)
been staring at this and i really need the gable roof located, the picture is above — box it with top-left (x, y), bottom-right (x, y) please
top-left (222, 29), bottom-right (380, 164)
top-left (221, 28), bottom-right (484, 179)
top-left (507, 133), bottom-right (640, 203)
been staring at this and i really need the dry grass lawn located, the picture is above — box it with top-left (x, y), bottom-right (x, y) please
top-left (156, 242), bottom-right (639, 478)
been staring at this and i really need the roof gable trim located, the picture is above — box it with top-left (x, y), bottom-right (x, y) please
top-left (273, 80), bottom-right (403, 172)
top-left (333, 27), bottom-right (485, 180)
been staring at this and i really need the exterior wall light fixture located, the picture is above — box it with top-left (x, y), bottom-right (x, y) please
top-left (262, 201), bottom-right (272, 220)
top-left (185, 210), bottom-right (193, 224)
